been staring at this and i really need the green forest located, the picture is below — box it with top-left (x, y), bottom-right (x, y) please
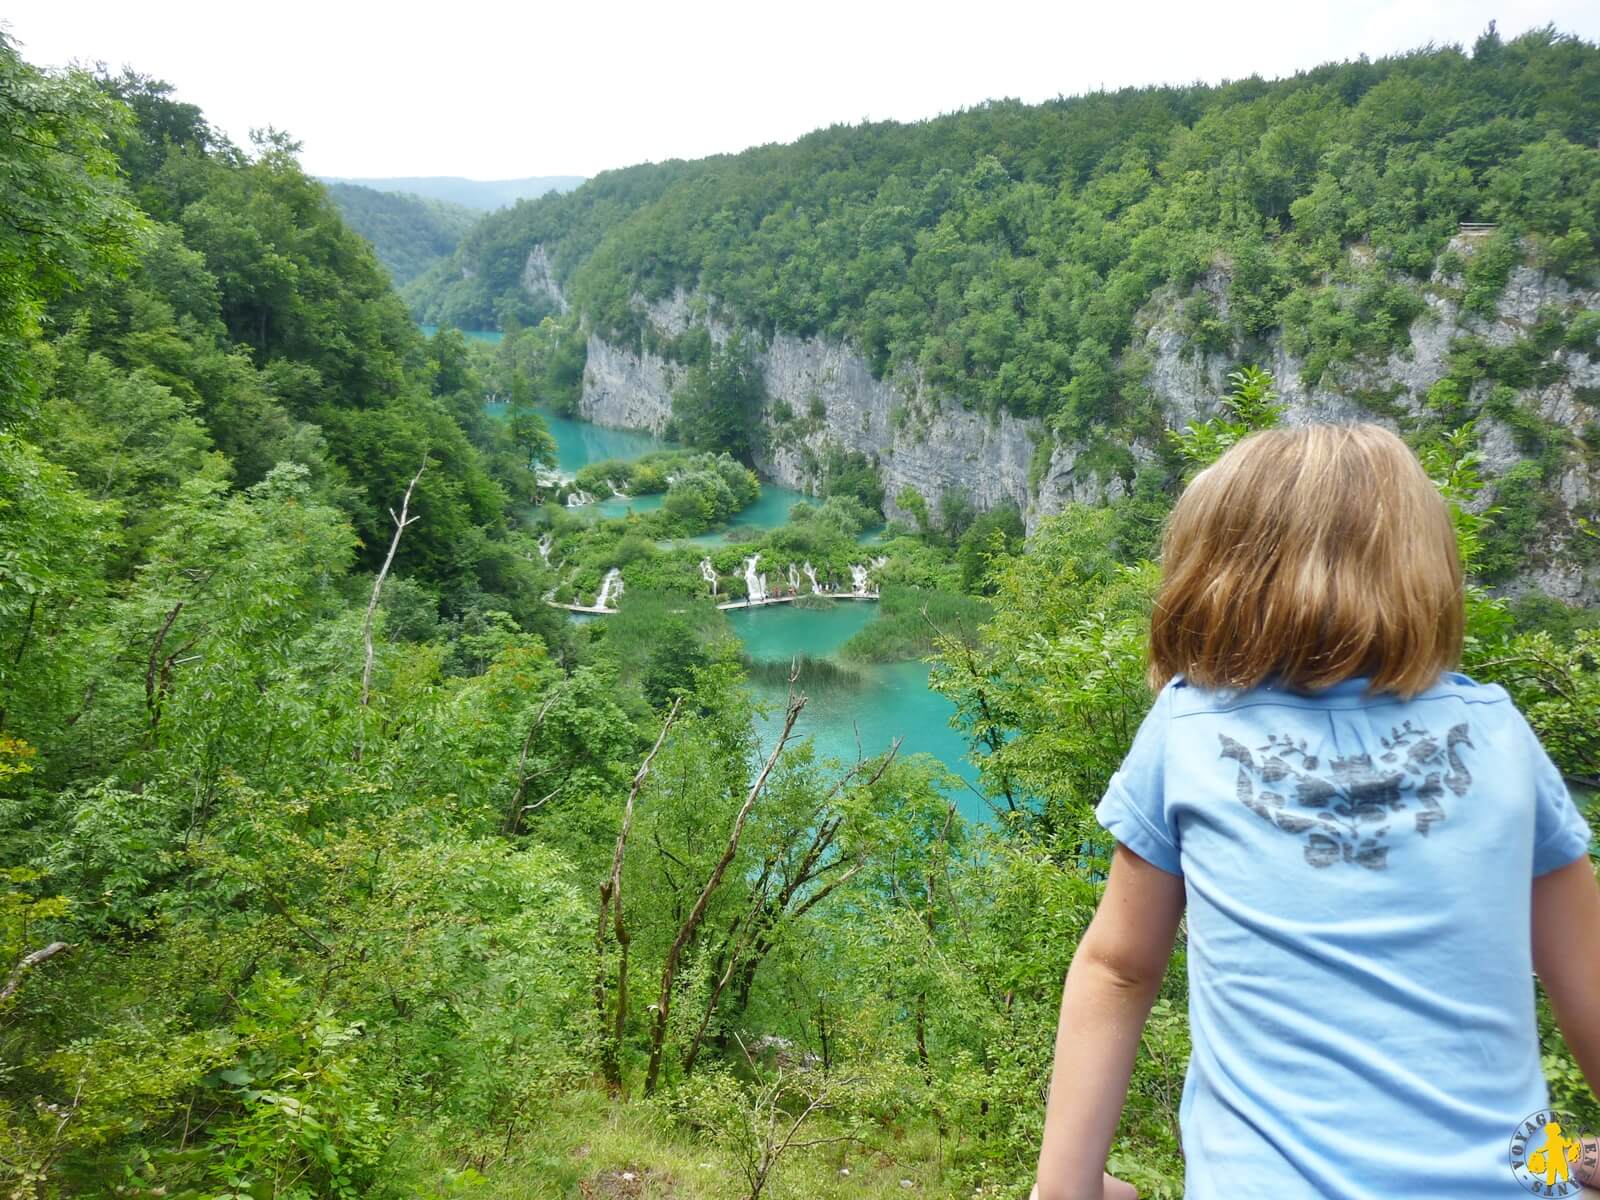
top-left (323, 184), bottom-right (479, 286)
top-left (415, 27), bottom-right (1599, 431)
top-left (412, 27), bottom-right (1600, 582)
top-left (1, 24), bottom-right (1597, 1200)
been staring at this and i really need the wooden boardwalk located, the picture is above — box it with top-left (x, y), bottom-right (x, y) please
top-left (546, 587), bottom-right (880, 617)
top-left (715, 591), bottom-right (878, 611)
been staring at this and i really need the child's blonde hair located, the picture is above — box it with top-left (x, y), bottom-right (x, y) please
top-left (1149, 423), bottom-right (1464, 699)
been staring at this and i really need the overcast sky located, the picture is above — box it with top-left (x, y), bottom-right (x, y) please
top-left (6, 0), bottom-right (1598, 181)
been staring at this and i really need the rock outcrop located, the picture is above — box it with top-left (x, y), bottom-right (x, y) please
top-left (574, 283), bottom-right (1056, 529)
top-left (1128, 242), bottom-right (1598, 600)
top-left (534, 239), bottom-right (1599, 601)
top-left (521, 245), bottom-right (569, 314)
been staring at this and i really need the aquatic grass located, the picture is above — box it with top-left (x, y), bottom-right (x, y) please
top-left (792, 593), bottom-right (839, 611)
top-left (706, 524), bottom-right (766, 543)
top-left (840, 586), bottom-right (991, 662)
top-left (741, 652), bottom-right (865, 692)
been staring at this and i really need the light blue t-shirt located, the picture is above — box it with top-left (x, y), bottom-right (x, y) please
top-left (1096, 672), bottom-right (1593, 1200)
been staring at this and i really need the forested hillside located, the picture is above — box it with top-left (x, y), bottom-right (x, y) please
top-left (1, 29), bottom-right (1596, 1200)
top-left (417, 26), bottom-right (1598, 413)
top-left (412, 26), bottom-right (1600, 596)
top-left (323, 182), bottom-right (479, 285)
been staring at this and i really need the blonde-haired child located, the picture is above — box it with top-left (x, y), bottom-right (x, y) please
top-left (1033, 424), bottom-right (1598, 1199)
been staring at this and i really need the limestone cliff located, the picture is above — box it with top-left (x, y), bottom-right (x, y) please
top-left (1121, 239), bottom-right (1598, 601)
top-left (521, 245), bottom-right (568, 314)
top-left (571, 279), bottom-right (1058, 530)
top-left (533, 240), bottom-right (1599, 602)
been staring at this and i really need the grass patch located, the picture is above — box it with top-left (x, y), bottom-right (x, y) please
top-left (839, 587), bottom-right (991, 663)
top-left (742, 653), bottom-right (865, 693)
top-left (392, 1084), bottom-right (968, 1200)
top-left (701, 524), bottom-right (766, 544)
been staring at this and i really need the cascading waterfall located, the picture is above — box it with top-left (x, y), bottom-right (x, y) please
top-left (565, 488), bottom-right (596, 508)
top-left (786, 563), bottom-right (801, 594)
top-left (743, 555), bottom-right (769, 604)
top-left (537, 533), bottom-right (553, 562)
top-left (802, 562), bottom-right (821, 594)
top-left (700, 558), bottom-right (719, 597)
top-left (849, 563), bottom-right (869, 595)
top-left (596, 567), bottom-right (623, 610)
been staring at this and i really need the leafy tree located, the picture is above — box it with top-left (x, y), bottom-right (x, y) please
top-left (895, 485), bottom-right (931, 534)
top-left (0, 35), bottom-right (141, 418)
top-left (670, 331), bottom-right (764, 459)
top-left (1169, 364), bottom-right (1286, 477)
top-left (957, 503), bottom-right (1025, 592)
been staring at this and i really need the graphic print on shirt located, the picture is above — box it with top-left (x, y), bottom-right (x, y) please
top-left (1219, 720), bottom-right (1474, 870)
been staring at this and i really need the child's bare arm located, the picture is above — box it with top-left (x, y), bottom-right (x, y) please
top-left (1532, 854), bottom-right (1600, 1188)
top-left (1034, 844), bottom-right (1186, 1200)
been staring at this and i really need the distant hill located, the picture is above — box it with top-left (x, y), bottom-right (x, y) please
top-left (322, 183), bottom-right (480, 286)
top-left (320, 175), bottom-right (587, 211)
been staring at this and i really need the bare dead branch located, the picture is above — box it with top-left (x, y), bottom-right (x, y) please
top-left (595, 697), bottom-right (683, 1089)
top-left (504, 687), bottom-right (566, 834)
top-left (0, 941), bottom-right (71, 1004)
top-left (644, 691), bottom-right (807, 1094)
top-left (359, 454), bottom-right (428, 719)
top-left (682, 874), bottom-right (774, 1076)
top-left (144, 600), bottom-right (184, 734)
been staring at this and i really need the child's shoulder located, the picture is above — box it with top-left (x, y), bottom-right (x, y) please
top-left (1159, 671), bottom-right (1515, 720)
top-left (1427, 671), bottom-right (1514, 707)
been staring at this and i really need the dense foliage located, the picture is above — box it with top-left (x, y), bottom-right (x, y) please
top-left (323, 183), bottom-right (479, 285)
top-left (414, 29), bottom-right (1598, 435)
top-left (410, 28), bottom-right (1600, 590)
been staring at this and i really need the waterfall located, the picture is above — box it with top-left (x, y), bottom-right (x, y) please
top-left (802, 562), bottom-right (821, 594)
top-left (700, 558), bottom-right (719, 597)
top-left (743, 555), bottom-right (768, 604)
top-left (786, 563), bottom-right (800, 593)
top-left (596, 567), bottom-right (623, 610)
top-left (537, 533), bottom-right (553, 563)
top-left (849, 563), bottom-right (869, 595)
top-left (565, 488), bottom-right (596, 508)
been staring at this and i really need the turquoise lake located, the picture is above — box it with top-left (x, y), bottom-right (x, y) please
top-left (483, 399), bottom-right (818, 531)
top-left (484, 400), bottom-right (668, 478)
top-left (471, 357), bottom-right (982, 813)
top-left (723, 604), bottom-right (980, 805)
top-left (419, 324), bottom-right (503, 345)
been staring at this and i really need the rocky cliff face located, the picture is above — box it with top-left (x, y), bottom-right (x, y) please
top-left (1126, 240), bottom-right (1599, 600)
top-left (538, 239), bottom-right (1599, 601)
top-left (576, 291), bottom-right (1050, 528)
top-left (521, 245), bottom-right (569, 314)
top-left (581, 333), bottom-right (676, 433)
